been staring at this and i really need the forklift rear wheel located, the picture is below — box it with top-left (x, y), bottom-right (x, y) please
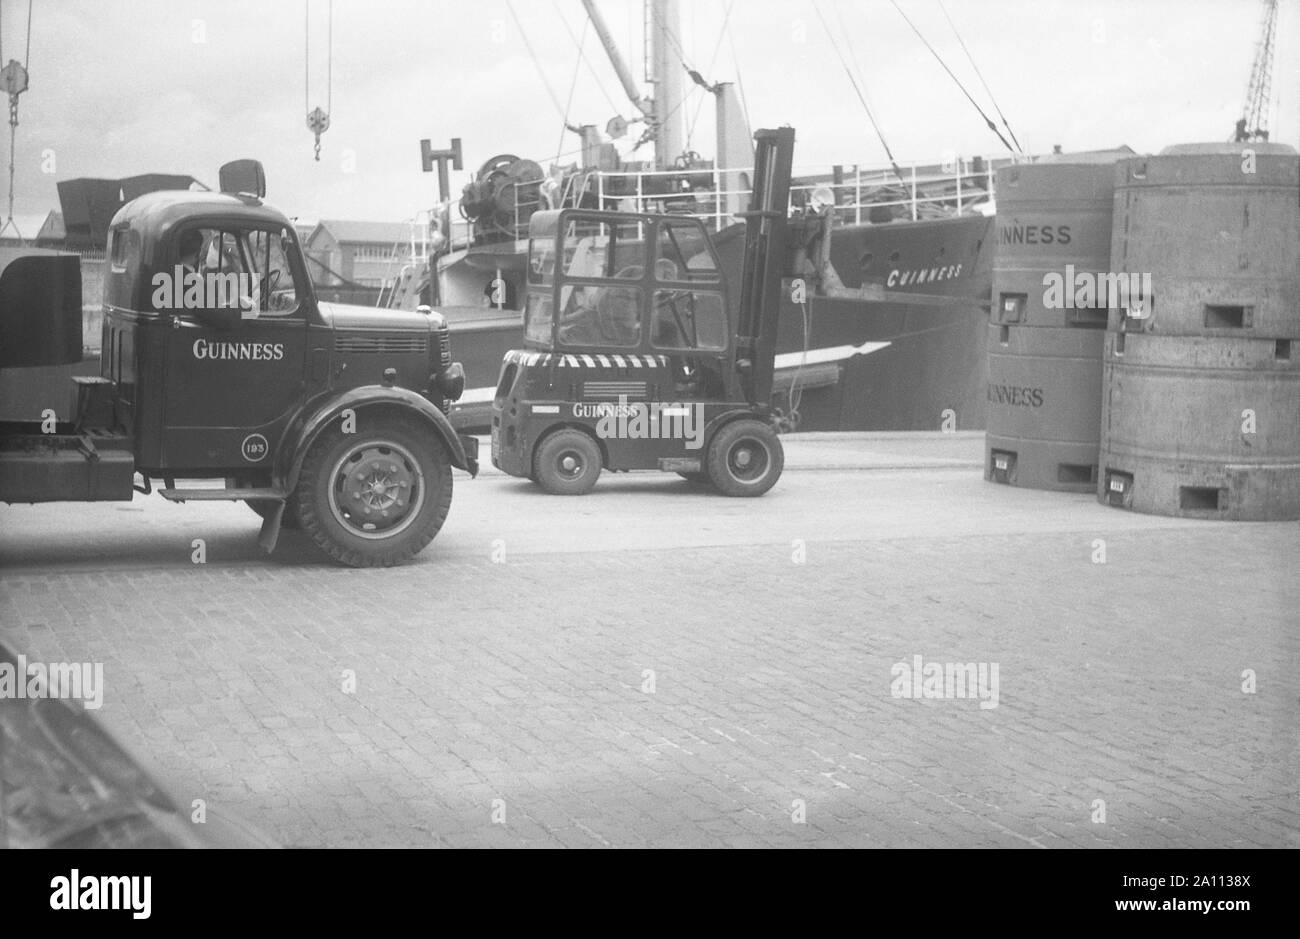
top-left (295, 419), bottom-right (453, 567)
top-left (534, 429), bottom-right (602, 495)
top-left (247, 499), bottom-right (299, 530)
top-left (706, 420), bottom-right (784, 497)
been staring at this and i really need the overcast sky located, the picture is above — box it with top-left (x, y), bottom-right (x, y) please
top-left (5, 0), bottom-right (1297, 224)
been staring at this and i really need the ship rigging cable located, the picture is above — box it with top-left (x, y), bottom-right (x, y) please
top-left (687, 0), bottom-right (737, 148)
top-left (506, 0), bottom-right (567, 121)
top-left (810, 0), bottom-right (907, 184)
top-left (723, 9), bottom-right (752, 144)
top-left (888, 0), bottom-right (1016, 154)
top-left (304, 0), bottom-right (333, 161)
top-left (0, 0), bottom-right (34, 237)
top-left (553, 1), bottom-right (623, 120)
top-left (555, 14), bottom-right (590, 164)
top-left (830, 0), bottom-right (892, 160)
top-left (936, 0), bottom-right (1022, 154)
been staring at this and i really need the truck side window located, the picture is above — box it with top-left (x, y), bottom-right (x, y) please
top-left (110, 228), bottom-right (129, 270)
top-left (181, 229), bottom-right (245, 279)
top-left (244, 228), bottom-right (300, 316)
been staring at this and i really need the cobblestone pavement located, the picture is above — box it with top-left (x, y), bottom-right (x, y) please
top-left (1, 435), bottom-right (1297, 847)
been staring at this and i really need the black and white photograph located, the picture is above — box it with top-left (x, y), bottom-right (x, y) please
top-left (0, 0), bottom-right (1295, 912)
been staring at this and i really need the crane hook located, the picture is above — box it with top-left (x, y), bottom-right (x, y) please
top-left (306, 106), bottom-right (330, 162)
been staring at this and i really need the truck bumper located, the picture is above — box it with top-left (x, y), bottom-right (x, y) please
top-left (457, 433), bottom-right (480, 477)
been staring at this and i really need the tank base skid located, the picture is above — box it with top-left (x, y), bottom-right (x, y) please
top-left (0, 422), bottom-right (135, 503)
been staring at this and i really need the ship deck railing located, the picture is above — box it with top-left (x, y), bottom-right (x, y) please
top-left (404, 153), bottom-right (1032, 289)
top-left (446, 154), bottom-right (1015, 247)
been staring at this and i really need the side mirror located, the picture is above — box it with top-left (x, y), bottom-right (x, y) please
top-left (193, 307), bottom-right (243, 330)
top-left (218, 159), bottom-right (266, 199)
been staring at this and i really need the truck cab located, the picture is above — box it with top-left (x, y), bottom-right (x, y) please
top-left (489, 127), bottom-right (796, 497)
top-left (1, 160), bottom-right (478, 567)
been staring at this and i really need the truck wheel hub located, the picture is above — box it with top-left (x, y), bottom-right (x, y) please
top-left (728, 440), bottom-right (768, 480)
top-left (329, 442), bottom-right (424, 539)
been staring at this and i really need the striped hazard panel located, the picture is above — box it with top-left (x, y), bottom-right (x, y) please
top-left (503, 350), bottom-right (669, 369)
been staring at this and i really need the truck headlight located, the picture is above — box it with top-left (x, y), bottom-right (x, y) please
top-left (434, 362), bottom-right (465, 401)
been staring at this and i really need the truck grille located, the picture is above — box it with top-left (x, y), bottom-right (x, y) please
top-left (335, 335), bottom-right (428, 355)
top-left (437, 326), bottom-right (451, 366)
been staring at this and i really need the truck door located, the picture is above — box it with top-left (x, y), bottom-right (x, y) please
top-left (160, 223), bottom-right (308, 471)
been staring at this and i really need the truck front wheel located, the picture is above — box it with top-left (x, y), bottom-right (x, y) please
top-left (295, 419), bottom-right (453, 567)
top-left (533, 428), bottom-right (602, 495)
top-left (706, 420), bottom-right (784, 497)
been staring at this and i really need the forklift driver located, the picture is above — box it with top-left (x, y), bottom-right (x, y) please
top-left (556, 279), bottom-right (639, 346)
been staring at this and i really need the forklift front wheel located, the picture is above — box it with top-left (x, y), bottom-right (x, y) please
top-left (706, 420), bottom-right (784, 497)
top-left (534, 429), bottom-right (602, 496)
top-left (295, 419), bottom-right (453, 567)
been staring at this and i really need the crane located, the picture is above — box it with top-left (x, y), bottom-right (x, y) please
top-left (1233, 0), bottom-right (1279, 142)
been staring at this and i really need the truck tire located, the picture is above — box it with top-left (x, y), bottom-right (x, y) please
top-left (533, 428), bottom-right (602, 495)
top-left (246, 499), bottom-right (299, 530)
top-left (294, 418), bottom-right (453, 567)
top-left (706, 419), bottom-right (784, 497)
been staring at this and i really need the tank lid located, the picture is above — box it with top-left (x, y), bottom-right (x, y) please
top-left (1036, 146), bottom-right (1136, 164)
top-left (1159, 141), bottom-right (1298, 156)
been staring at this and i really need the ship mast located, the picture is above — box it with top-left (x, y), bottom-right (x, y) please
top-left (579, 0), bottom-right (651, 123)
top-left (580, 0), bottom-right (684, 171)
top-left (647, 0), bottom-right (684, 170)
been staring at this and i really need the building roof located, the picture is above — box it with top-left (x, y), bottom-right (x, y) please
top-left (310, 219), bottom-right (412, 246)
top-left (0, 211), bottom-right (65, 242)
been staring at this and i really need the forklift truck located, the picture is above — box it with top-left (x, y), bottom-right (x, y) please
top-left (0, 160), bottom-right (478, 567)
top-left (490, 127), bottom-right (795, 496)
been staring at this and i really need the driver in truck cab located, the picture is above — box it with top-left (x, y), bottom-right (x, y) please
top-left (179, 228), bottom-right (205, 274)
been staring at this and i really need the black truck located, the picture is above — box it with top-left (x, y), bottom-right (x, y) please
top-left (0, 160), bottom-right (478, 567)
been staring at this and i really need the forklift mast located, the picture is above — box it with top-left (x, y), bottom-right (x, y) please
top-left (734, 127), bottom-right (795, 407)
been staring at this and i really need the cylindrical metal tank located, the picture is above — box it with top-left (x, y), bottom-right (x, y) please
top-left (1099, 142), bottom-right (1300, 520)
top-left (987, 323), bottom-right (1106, 488)
top-left (986, 155), bottom-right (1125, 490)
